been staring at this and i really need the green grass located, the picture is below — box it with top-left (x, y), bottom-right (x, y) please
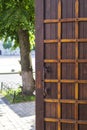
top-left (1, 88), bottom-right (35, 104)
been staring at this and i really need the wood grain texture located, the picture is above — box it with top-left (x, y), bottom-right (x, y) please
top-left (36, 0), bottom-right (87, 130)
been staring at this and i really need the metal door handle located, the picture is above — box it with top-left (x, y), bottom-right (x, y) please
top-left (44, 65), bottom-right (51, 73)
top-left (44, 87), bottom-right (51, 97)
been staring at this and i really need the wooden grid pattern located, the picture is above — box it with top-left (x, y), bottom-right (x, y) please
top-left (43, 0), bottom-right (87, 130)
top-left (75, 0), bottom-right (79, 130)
top-left (57, 1), bottom-right (61, 130)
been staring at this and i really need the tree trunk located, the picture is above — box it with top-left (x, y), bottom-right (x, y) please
top-left (18, 29), bottom-right (35, 95)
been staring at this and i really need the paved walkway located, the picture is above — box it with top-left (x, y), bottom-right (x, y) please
top-left (0, 95), bottom-right (35, 130)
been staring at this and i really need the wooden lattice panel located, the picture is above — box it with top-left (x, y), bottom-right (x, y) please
top-left (36, 0), bottom-right (87, 130)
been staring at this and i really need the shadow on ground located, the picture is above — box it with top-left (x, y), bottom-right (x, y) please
top-left (0, 99), bottom-right (4, 117)
top-left (1, 96), bottom-right (35, 118)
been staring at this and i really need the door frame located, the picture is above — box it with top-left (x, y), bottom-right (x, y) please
top-left (35, 0), bottom-right (44, 130)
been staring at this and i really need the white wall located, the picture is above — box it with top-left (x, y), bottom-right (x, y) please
top-left (0, 41), bottom-right (20, 56)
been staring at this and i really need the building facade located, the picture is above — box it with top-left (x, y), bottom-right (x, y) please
top-left (0, 41), bottom-right (20, 56)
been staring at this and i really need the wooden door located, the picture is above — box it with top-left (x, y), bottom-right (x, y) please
top-left (36, 0), bottom-right (87, 130)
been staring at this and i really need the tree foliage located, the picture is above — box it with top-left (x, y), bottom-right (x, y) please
top-left (0, 0), bottom-right (35, 46)
top-left (3, 39), bottom-right (12, 49)
top-left (0, 0), bottom-right (35, 95)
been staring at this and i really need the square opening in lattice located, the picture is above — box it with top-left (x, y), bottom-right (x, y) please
top-left (79, 125), bottom-right (87, 130)
top-left (62, 123), bottom-right (75, 130)
top-left (61, 83), bottom-right (75, 99)
top-left (79, 104), bottom-right (87, 120)
top-left (61, 103), bottom-right (75, 119)
top-left (44, 102), bottom-right (58, 118)
top-left (44, 83), bottom-right (57, 99)
top-left (62, 23), bottom-right (75, 39)
top-left (61, 0), bottom-right (75, 18)
top-left (44, 63), bottom-right (57, 79)
top-left (44, 43), bottom-right (57, 59)
top-left (45, 122), bottom-right (57, 130)
top-left (79, 84), bottom-right (87, 100)
top-left (44, 23), bottom-right (57, 40)
top-left (79, 22), bottom-right (87, 38)
top-left (61, 43), bottom-right (75, 59)
top-left (61, 63), bottom-right (75, 79)
top-left (44, 0), bottom-right (58, 19)
top-left (78, 63), bottom-right (87, 80)
top-left (79, 0), bottom-right (87, 18)
top-left (78, 43), bottom-right (87, 59)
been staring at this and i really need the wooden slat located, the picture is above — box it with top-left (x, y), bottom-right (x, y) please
top-left (44, 99), bottom-right (87, 104)
top-left (44, 118), bottom-right (76, 123)
top-left (44, 19), bottom-right (58, 23)
top-left (44, 99), bottom-right (58, 103)
top-left (60, 59), bottom-right (75, 63)
top-left (61, 80), bottom-right (87, 83)
top-left (44, 79), bottom-right (58, 83)
top-left (61, 80), bottom-right (76, 83)
top-left (78, 17), bottom-right (87, 22)
top-left (44, 99), bottom-right (76, 104)
top-left (44, 59), bottom-right (87, 63)
top-left (60, 119), bottom-right (75, 124)
top-left (75, 0), bottom-right (79, 18)
top-left (44, 39), bottom-right (58, 43)
top-left (78, 39), bottom-right (87, 42)
top-left (60, 100), bottom-right (76, 104)
top-left (60, 58), bottom-right (87, 63)
top-left (58, 50), bottom-right (61, 78)
top-left (44, 118), bottom-right (87, 125)
top-left (44, 118), bottom-right (58, 122)
top-left (44, 18), bottom-right (87, 24)
top-left (44, 39), bottom-right (87, 43)
top-left (78, 80), bottom-right (87, 83)
top-left (58, 122), bottom-right (61, 130)
top-left (57, 1), bottom-right (61, 130)
top-left (44, 79), bottom-right (87, 83)
top-left (60, 59), bottom-right (87, 63)
top-left (61, 17), bottom-right (87, 22)
top-left (61, 39), bottom-right (76, 43)
top-left (64, 100), bottom-right (87, 104)
top-left (78, 60), bottom-right (87, 63)
top-left (36, 0), bottom-right (44, 130)
top-left (58, 83), bottom-right (61, 99)
top-left (75, 0), bottom-right (79, 130)
top-left (66, 99), bottom-right (87, 104)
top-left (78, 100), bottom-right (87, 104)
top-left (44, 59), bottom-right (57, 63)
top-left (75, 84), bottom-right (78, 100)
top-left (78, 120), bottom-right (87, 125)
top-left (44, 18), bottom-right (75, 23)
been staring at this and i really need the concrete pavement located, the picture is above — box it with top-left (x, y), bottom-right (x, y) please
top-left (0, 95), bottom-right (35, 130)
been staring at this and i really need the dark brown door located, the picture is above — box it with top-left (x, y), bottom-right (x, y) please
top-left (36, 0), bottom-right (87, 130)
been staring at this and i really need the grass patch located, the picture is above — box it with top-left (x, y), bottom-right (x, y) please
top-left (1, 87), bottom-right (35, 104)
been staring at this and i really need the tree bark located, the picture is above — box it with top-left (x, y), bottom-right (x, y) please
top-left (18, 29), bottom-right (35, 95)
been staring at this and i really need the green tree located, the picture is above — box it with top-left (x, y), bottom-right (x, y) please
top-left (3, 39), bottom-right (12, 49)
top-left (0, 0), bottom-right (35, 95)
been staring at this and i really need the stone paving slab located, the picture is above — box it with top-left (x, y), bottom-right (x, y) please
top-left (0, 96), bottom-right (35, 130)
top-left (10, 102), bottom-right (35, 117)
